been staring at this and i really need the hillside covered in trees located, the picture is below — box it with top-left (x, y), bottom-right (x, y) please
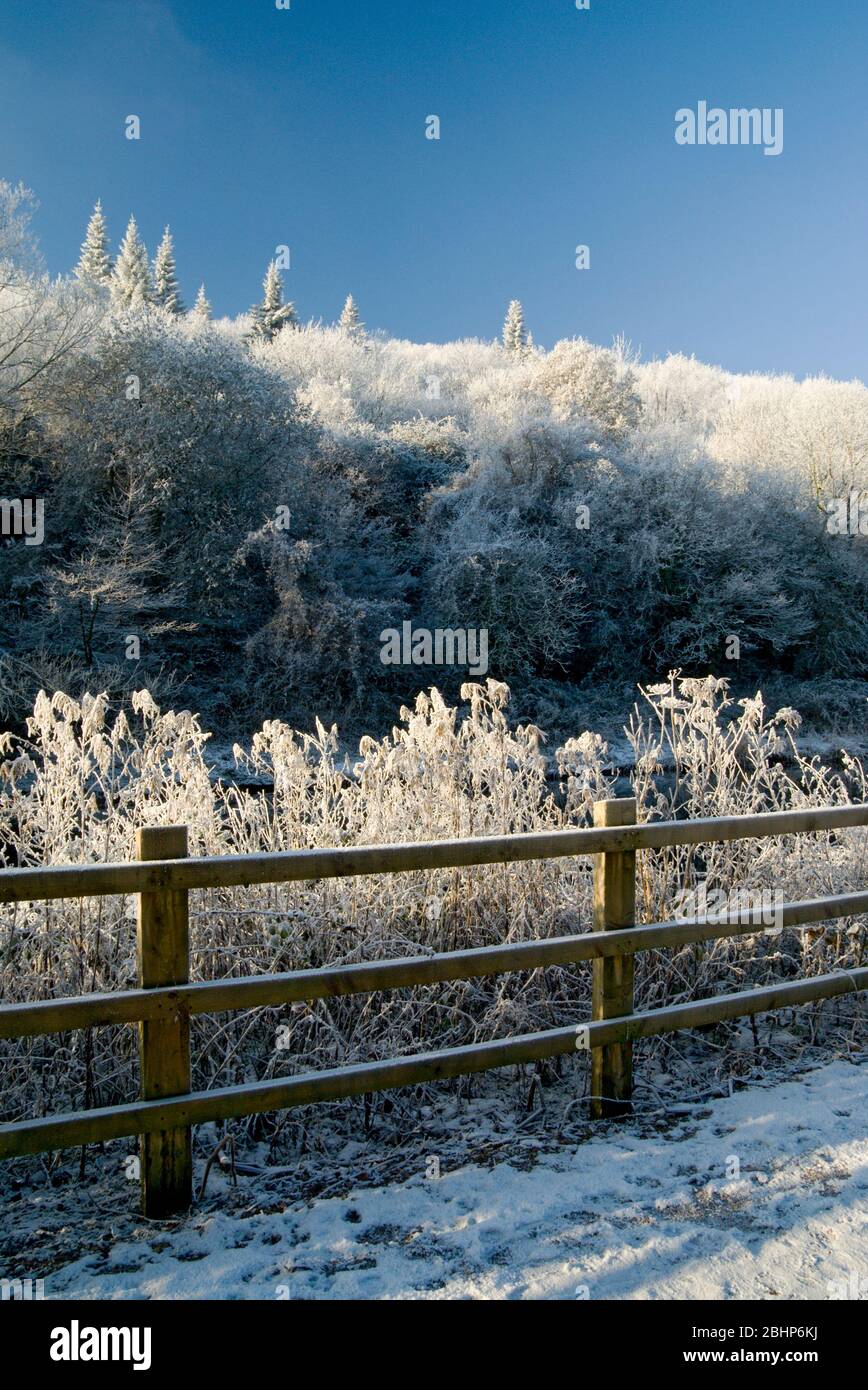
top-left (2, 186), bottom-right (867, 738)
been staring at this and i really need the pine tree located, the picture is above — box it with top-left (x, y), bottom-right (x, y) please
top-left (191, 283), bottom-right (212, 321)
top-left (502, 299), bottom-right (528, 353)
top-left (338, 293), bottom-right (364, 338)
top-left (75, 200), bottom-right (113, 285)
top-left (250, 260), bottom-right (297, 343)
top-left (152, 226), bottom-right (183, 315)
top-left (111, 216), bottom-right (152, 308)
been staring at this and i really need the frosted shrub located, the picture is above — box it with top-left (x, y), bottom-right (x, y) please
top-left (634, 352), bottom-right (732, 435)
top-left (1, 677), bottom-right (866, 1148)
top-left (534, 338), bottom-right (642, 441)
top-left (711, 373), bottom-right (868, 505)
top-left (634, 353), bottom-right (868, 507)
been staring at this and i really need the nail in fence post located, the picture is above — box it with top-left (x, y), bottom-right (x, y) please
top-left (136, 824), bottom-right (192, 1217)
top-left (591, 797), bottom-right (636, 1119)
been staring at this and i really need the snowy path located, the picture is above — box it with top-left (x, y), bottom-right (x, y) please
top-left (32, 1058), bottom-right (868, 1300)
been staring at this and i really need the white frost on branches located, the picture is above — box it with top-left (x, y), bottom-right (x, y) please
top-left (152, 226), bottom-right (183, 315)
top-left (111, 216), bottom-right (152, 309)
top-left (75, 200), bottom-right (113, 286)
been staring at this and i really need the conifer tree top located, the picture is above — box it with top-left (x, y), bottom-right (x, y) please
top-left (502, 299), bottom-right (528, 353)
top-left (250, 259), bottom-right (298, 342)
top-left (191, 282), bottom-right (212, 320)
top-left (153, 225), bottom-right (184, 315)
top-left (111, 215), bottom-right (153, 309)
top-left (339, 294), bottom-right (364, 337)
top-left (75, 199), bottom-right (113, 285)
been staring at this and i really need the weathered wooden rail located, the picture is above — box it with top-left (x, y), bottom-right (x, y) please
top-left (1, 799), bottom-right (867, 1216)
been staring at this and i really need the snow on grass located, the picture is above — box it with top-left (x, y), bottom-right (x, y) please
top-left (24, 1058), bottom-right (868, 1301)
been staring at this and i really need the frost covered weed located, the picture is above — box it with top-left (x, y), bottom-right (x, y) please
top-left (0, 676), bottom-right (866, 1142)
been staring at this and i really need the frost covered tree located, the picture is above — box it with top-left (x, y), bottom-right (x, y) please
top-left (74, 200), bottom-right (113, 286)
top-left (0, 180), bottom-right (102, 418)
top-left (191, 283), bottom-right (212, 321)
top-left (35, 310), bottom-right (320, 703)
top-left (111, 216), bottom-right (152, 308)
top-left (0, 179), bottom-right (41, 275)
top-left (45, 478), bottom-right (182, 668)
top-left (338, 294), bottom-right (364, 338)
top-left (502, 299), bottom-right (528, 353)
top-left (152, 227), bottom-right (183, 315)
top-left (534, 339), bottom-right (641, 441)
top-left (250, 260), bottom-right (297, 342)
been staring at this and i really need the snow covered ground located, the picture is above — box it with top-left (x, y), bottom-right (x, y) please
top-left (8, 1057), bottom-right (868, 1301)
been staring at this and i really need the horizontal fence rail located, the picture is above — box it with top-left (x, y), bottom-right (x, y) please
top-left (0, 804), bottom-right (866, 904)
top-left (2, 889), bottom-right (868, 1042)
top-left (1, 799), bottom-right (867, 1215)
top-left (4, 967), bottom-right (867, 1162)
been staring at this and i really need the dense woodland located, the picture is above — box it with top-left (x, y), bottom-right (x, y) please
top-left (2, 184), bottom-right (867, 737)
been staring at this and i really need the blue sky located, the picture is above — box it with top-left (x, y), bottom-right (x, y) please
top-left (0, 0), bottom-right (865, 379)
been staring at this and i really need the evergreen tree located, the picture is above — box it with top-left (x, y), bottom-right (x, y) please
top-left (502, 299), bottom-right (528, 353)
top-left (75, 200), bottom-right (113, 285)
top-left (111, 216), bottom-right (152, 308)
top-left (191, 283), bottom-right (212, 321)
top-left (250, 260), bottom-right (297, 343)
top-left (338, 293), bottom-right (364, 338)
top-left (152, 226), bottom-right (183, 315)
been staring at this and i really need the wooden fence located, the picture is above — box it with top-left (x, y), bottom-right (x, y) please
top-left (1, 798), bottom-right (867, 1217)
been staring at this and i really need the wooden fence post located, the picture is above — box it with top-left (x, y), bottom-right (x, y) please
top-left (591, 797), bottom-right (636, 1119)
top-left (136, 825), bottom-right (192, 1217)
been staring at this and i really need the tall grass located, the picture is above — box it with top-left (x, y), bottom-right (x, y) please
top-left (1, 676), bottom-right (866, 1146)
